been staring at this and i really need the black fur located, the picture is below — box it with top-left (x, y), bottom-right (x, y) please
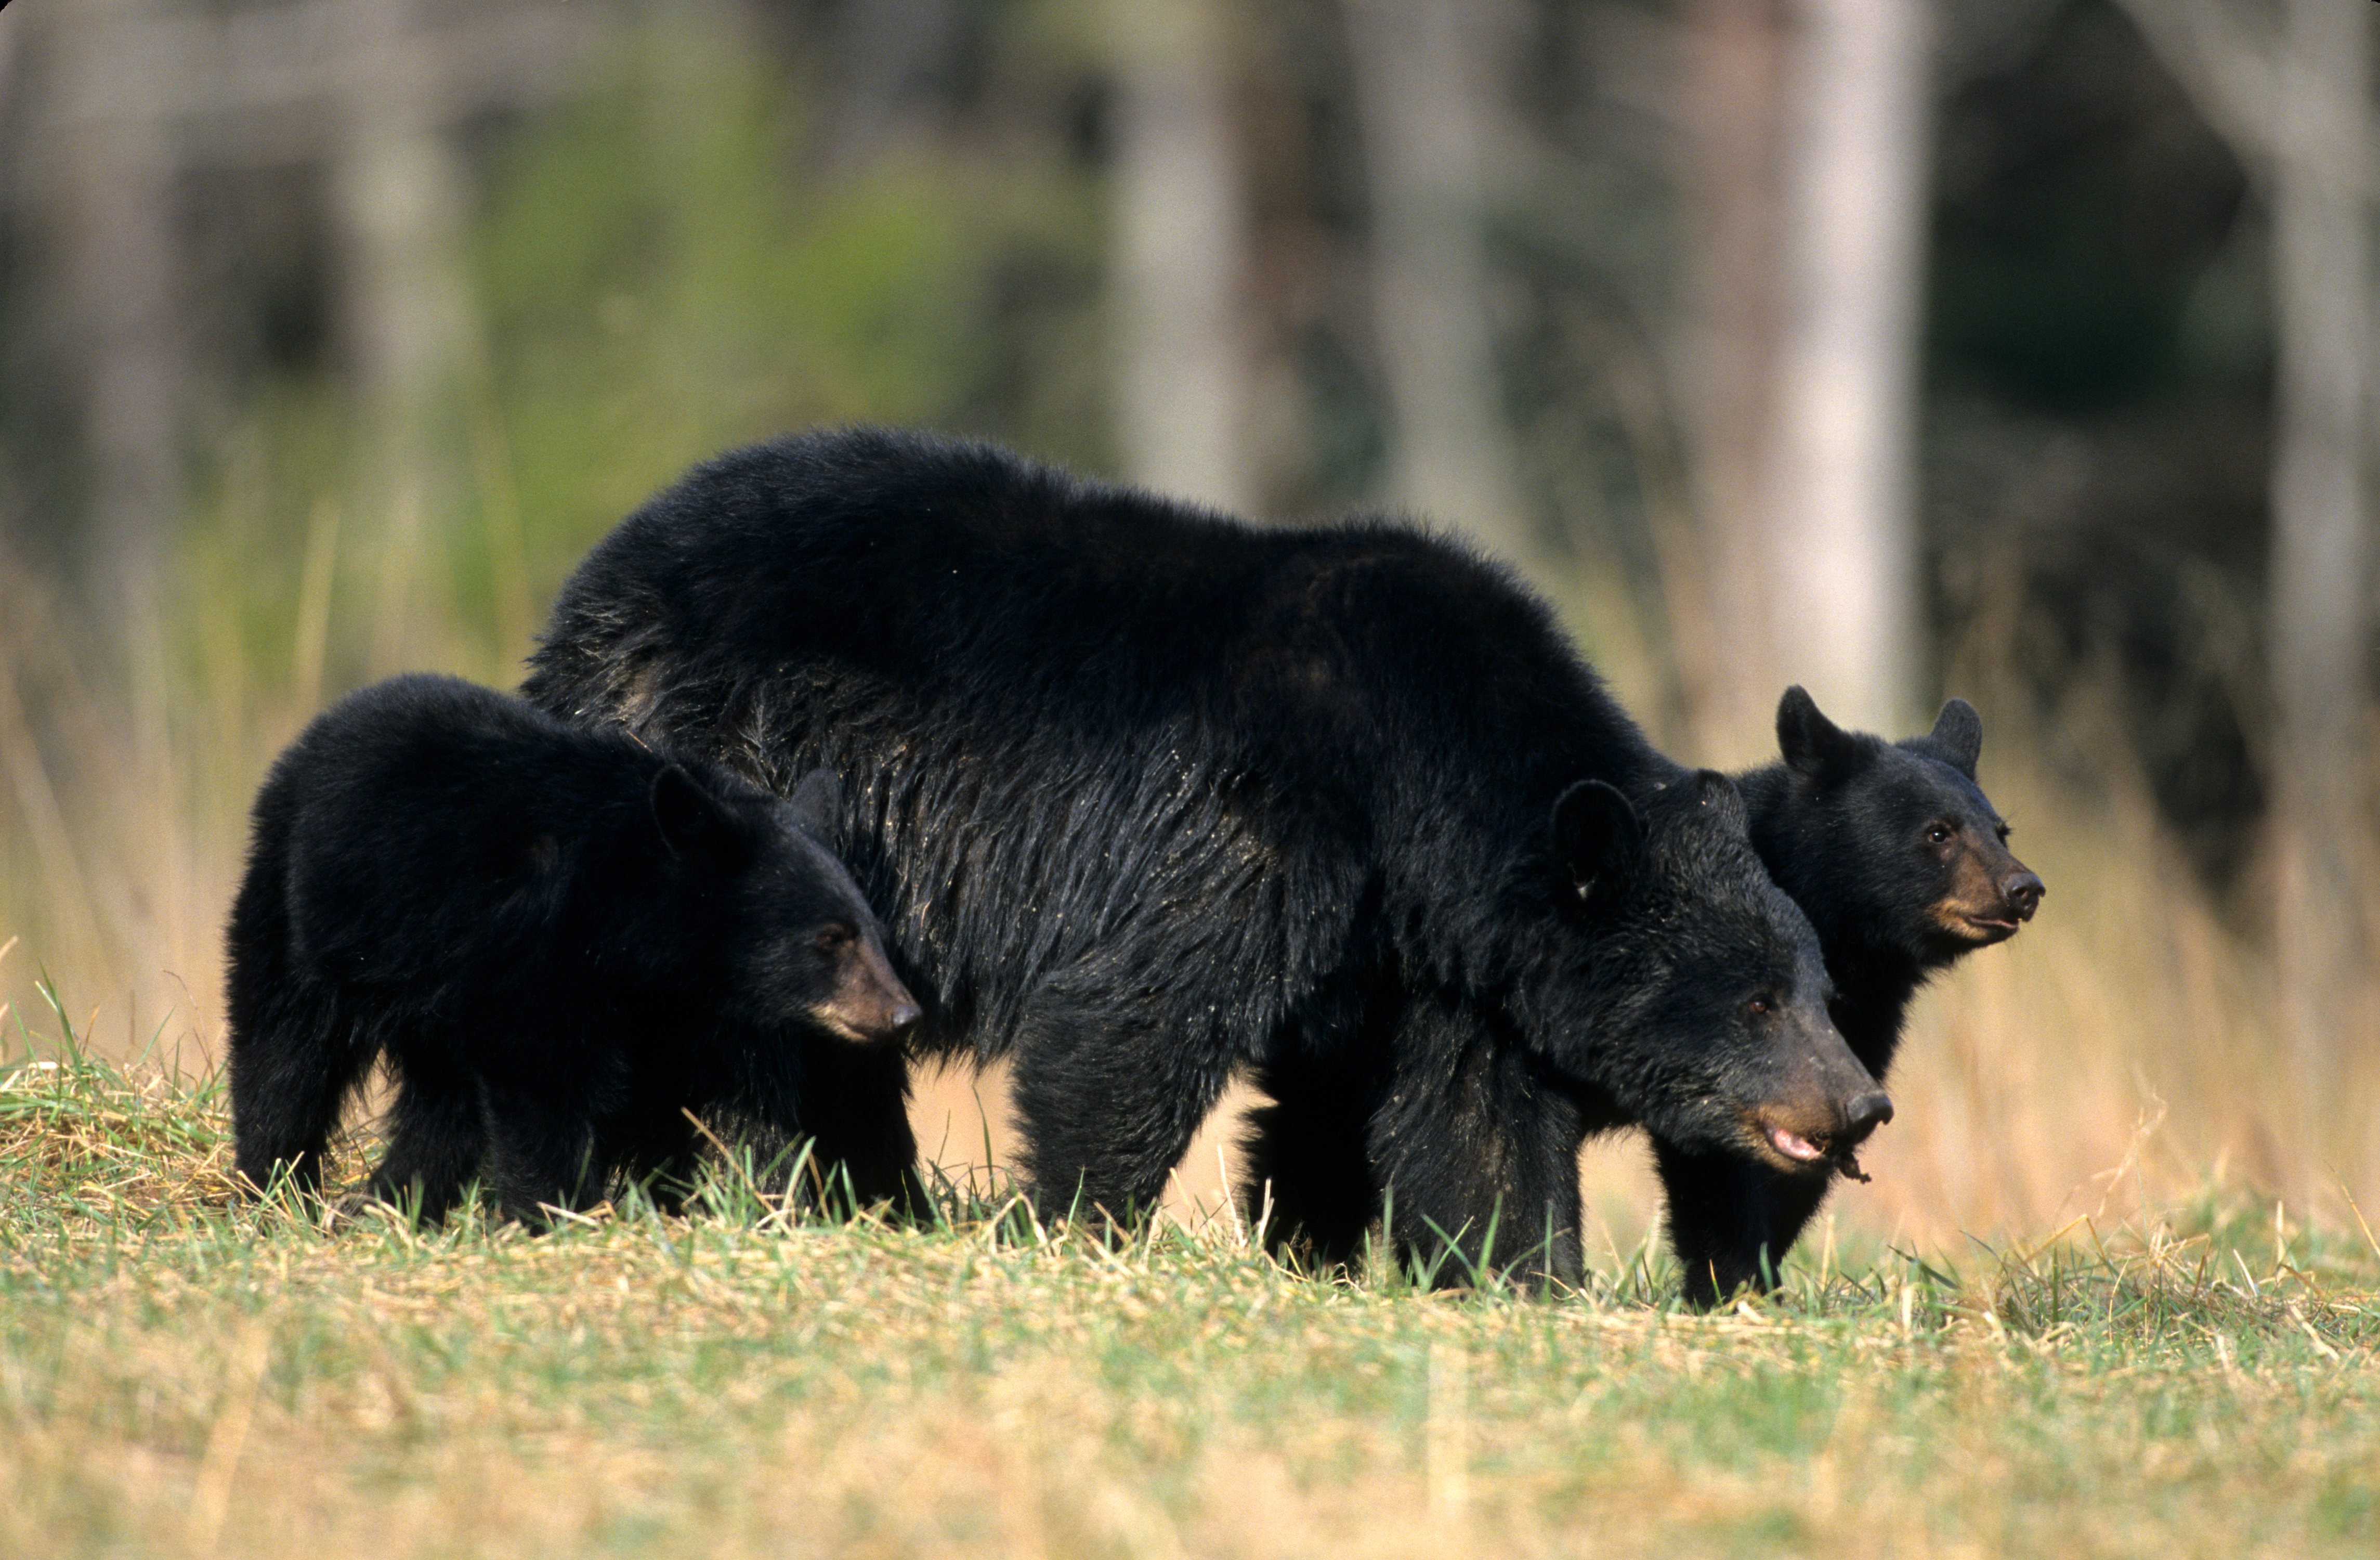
top-left (225, 673), bottom-right (921, 1222)
top-left (522, 427), bottom-right (1886, 1285)
top-left (1657, 686), bottom-right (2046, 1304)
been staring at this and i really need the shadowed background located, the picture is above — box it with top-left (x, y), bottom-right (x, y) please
top-left (1, 0), bottom-right (2373, 1260)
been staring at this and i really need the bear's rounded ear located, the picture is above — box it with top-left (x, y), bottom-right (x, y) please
top-left (651, 764), bottom-right (735, 860)
top-left (1776, 685), bottom-right (1865, 784)
top-left (1687, 767), bottom-right (1748, 829)
top-left (786, 768), bottom-right (844, 834)
top-left (1551, 779), bottom-right (1646, 912)
top-left (1928, 697), bottom-right (1983, 775)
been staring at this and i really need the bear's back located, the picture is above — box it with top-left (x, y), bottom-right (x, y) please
top-left (531, 427), bottom-right (1666, 844)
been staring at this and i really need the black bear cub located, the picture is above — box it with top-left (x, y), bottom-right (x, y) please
top-left (225, 673), bottom-right (921, 1223)
top-left (1657, 686), bottom-right (2045, 1304)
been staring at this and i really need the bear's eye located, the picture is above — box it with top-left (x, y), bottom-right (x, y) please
top-left (1746, 994), bottom-right (1774, 1018)
top-left (813, 924), bottom-right (855, 953)
top-left (1925, 823), bottom-right (1955, 847)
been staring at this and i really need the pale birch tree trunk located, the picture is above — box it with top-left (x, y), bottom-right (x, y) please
top-left (1676, 0), bottom-right (1788, 751)
top-left (1109, 0), bottom-right (1255, 516)
top-left (1674, 0), bottom-right (1930, 752)
top-left (1341, 0), bottom-right (1534, 560)
top-left (331, 0), bottom-right (476, 674)
top-left (46, 0), bottom-right (184, 641)
top-left (2266, 0), bottom-right (2374, 1080)
top-left (1761, 0), bottom-right (1931, 738)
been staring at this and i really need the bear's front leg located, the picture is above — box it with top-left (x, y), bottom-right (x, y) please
top-left (364, 1053), bottom-right (486, 1223)
top-left (1364, 1003), bottom-right (1589, 1290)
top-left (1651, 1136), bottom-right (1834, 1307)
top-left (781, 1030), bottom-right (930, 1217)
top-left (475, 1076), bottom-right (619, 1224)
top-left (1008, 980), bottom-right (1236, 1230)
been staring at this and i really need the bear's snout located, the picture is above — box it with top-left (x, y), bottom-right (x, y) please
top-left (1839, 1088), bottom-right (1894, 1142)
top-left (820, 934), bottom-right (924, 1045)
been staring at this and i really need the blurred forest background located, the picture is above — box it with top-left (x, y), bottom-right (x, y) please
top-left (1, 0), bottom-right (2374, 1256)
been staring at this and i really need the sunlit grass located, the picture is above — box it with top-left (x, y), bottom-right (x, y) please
top-left (4, 999), bottom-right (2378, 1559)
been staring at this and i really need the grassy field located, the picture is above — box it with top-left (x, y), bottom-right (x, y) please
top-left (6, 992), bottom-right (2378, 1560)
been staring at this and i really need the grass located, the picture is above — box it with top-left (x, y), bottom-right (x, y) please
top-left (6, 995), bottom-right (2379, 1559)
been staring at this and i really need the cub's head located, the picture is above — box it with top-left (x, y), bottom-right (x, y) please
top-left (650, 765), bottom-right (921, 1044)
top-left (1770, 687), bottom-right (2043, 968)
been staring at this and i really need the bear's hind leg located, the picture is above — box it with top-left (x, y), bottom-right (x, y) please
top-left (228, 986), bottom-right (380, 1200)
top-left (365, 1058), bottom-right (486, 1224)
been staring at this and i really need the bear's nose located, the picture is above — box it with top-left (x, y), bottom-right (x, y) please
top-left (1840, 1090), bottom-right (1894, 1144)
top-left (2003, 870), bottom-right (2044, 920)
top-left (887, 999), bottom-right (923, 1039)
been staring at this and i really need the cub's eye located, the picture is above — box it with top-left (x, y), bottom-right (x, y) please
top-left (1746, 994), bottom-right (1774, 1018)
top-left (1925, 823), bottom-right (1955, 847)
top-left (813, 925), bottom-right (855, 953)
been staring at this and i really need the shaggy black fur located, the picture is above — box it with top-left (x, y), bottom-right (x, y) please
top-left (522, 427), bottom-right (1889, 1285)
top-left (1656, 687), bottom-right (2046, 1304)
top-left (225, 674), bottom-right (921, 1222)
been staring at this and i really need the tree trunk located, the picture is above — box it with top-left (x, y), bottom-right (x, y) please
top-left (1760, 0), bottom-right (1931, 738)
top-left (2267, 0), bottom-right (2374, 1080)
top-left (1675, 0), bottom-right (1788, 751)
top-left (330, 0), bottom-right (475, 674)
top-left (1109, 0), bottom-right (1254, 516)
top-left (49, 0), bottom-right (184, 640)
top-left (1674, 0), bottom-right (1931, 753)
top-left (1341, 0), bottom-right (1533, 560)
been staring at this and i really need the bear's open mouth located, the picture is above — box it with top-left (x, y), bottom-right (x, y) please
top-left (1760, 1121), bottom-right (1874, 1182)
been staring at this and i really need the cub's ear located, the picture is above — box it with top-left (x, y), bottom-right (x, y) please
top-left (1928, 697), bottom-right (1983, 775)
top-left (786, 768), bottom-right (845, 835)
top-left (1551, 780), bottom-right (1646, 913)
top-left (650, 764), bottom-right (739, 860)
top-left (1776, 685), bottom-right (1866, 785)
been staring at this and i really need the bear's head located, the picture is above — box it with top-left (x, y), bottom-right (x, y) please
top-left (1523, 772), bottom-right (1893, 1179)
top-left (650, 765), bottom-right (921, 1044)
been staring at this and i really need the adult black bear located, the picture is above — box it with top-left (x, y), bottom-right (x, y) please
top-left (226, 673), bottom-right (921, 1223)
top-left (1655, 686), bottom-right (2045, 1303)
top-left (523, 427), bottom-right (1890, 1284)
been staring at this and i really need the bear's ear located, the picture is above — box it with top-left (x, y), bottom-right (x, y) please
top-left (1551, 779), bottom-right (1646, 913)
top-left (786, 768), bottom-right (844, 835)
top-left (1928, 698), bottom-right (1983, 775)
top-left (1776, 685), bottom-right (1865, 785)
top-left (1686, 767), bottom-right (1748, 829)
top-left (650, 764), bottom-right (738, 860)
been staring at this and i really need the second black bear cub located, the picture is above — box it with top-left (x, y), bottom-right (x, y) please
top-left (226, 673), bottom-right (920, 1223)
top-left (1657, 686), bottom-right (2045, 1303)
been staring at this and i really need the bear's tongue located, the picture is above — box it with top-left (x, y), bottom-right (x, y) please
top-left (1765, 1123), bottom-right (1826, 1163)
